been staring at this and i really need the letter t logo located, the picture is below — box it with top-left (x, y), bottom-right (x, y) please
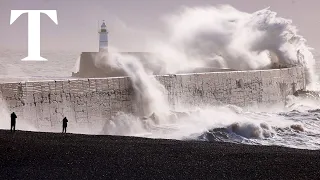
top-left (10, 10), bottom-right (58, 61)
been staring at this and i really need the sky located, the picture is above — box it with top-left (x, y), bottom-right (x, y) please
top-left (0, 0), bottom-right (319, 52)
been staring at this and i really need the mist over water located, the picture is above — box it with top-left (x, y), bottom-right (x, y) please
top-left (1, 5), bottom-right (320, 150)
top-left (0, 96), bottom-right (10, 129)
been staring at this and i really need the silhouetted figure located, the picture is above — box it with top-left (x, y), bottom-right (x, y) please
top-left (62, 117), bottom-right (68, 133)
top-left (10, 112), bottom-right (17, 132)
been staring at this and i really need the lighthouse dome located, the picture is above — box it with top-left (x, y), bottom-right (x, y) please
top-left (101, 21), bottom-right (107, 28)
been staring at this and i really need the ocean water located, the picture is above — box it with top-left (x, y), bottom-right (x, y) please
top-left (1, 5), bottom-right (320, 150)
top-left (0, 49), bottom-right (80, 82)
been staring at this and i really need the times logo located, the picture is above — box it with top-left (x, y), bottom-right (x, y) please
top-left (10, 10), bottom-right (58, 61)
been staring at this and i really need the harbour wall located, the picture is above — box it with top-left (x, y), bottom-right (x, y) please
top-left (0, 66), bottom-right (305, 133)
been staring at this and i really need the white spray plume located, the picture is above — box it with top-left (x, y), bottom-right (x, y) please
top-left (138, 5), bottom-right (317, 87)
top-left (95, 47), bottom-right (171, 120)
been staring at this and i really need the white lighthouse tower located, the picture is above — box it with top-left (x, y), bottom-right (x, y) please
top-left (99, 20), bottom-right (108, 52)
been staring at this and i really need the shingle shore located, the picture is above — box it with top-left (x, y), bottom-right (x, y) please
top-left (0, 130), bottom-right (319, 180)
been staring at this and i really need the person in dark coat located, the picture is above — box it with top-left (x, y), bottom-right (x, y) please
top-left (62, 117), bottom-right (68, 133)
top-left (10, 112), bottom-right (17, 132)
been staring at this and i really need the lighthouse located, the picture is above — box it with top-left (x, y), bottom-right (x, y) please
top-left (99, 20), bottom-right (108, 52)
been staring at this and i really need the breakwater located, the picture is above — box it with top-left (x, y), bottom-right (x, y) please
top-left (0, 66), bottom-right (305, 133)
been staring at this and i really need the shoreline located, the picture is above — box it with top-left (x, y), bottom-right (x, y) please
top-left (0, 130), bottom-right (319, 179)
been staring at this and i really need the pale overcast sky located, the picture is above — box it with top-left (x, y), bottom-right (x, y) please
top-left (0, 0), bottom-right (319, 52)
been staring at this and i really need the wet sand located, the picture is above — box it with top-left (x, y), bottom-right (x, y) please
top-left (0, 130), bottom-right (319, 180)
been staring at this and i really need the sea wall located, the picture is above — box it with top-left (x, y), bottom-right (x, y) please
top-left (0, 66), bottom-right (305, 133)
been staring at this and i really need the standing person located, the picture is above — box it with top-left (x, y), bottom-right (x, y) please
top-left (62, 117), bottom-right (68, 133)
top-left (10, 112), bottom-right (17, 132)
